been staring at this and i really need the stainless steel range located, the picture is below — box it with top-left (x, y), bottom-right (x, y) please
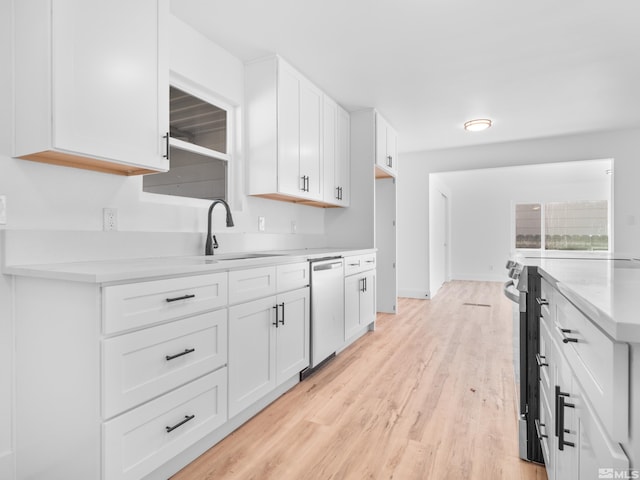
top-left (503, 259), bottom-right (544, 464)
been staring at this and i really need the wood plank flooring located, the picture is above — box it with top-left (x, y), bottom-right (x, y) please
top-left (172, 281), bottom-right (547, 480)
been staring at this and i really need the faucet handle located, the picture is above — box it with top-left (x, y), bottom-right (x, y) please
top-left (212, 235), bottom-right (219, 249)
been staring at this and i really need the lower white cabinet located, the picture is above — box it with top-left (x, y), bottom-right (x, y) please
top-left (228, 286), bottom-right (310, 418)
top-left (103, 369), bottom-right (227, 480)
top-left (344, 254), bottom-right (376, 341)
top-left (12, 273), bottom-right (229, 480)
top-left (537, 277), bottom-right (630, 480)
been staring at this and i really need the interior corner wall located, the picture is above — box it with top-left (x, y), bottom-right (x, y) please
top-left (397, 128), bottom-right (640, 298)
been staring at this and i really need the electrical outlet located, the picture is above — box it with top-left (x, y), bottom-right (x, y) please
top-left (0, 195), bottom-right (6, 225)
top-left (103, 208), bottom-right (118, 231)
top-left (258, 216), bottom-right (265, 232)
top-left (291, 220), bottom-right (297, 234)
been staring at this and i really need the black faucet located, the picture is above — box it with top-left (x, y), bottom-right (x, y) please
top-left (205, 199), bottom-right (234, 255)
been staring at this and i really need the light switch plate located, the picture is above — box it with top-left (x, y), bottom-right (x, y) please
top-left (0, 195), bottom-right (6, 225)
top-left (258, 216), bottom-right (265, 232)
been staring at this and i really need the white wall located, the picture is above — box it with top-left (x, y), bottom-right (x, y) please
top-left (398, 128), bottom-right (640, 298)
top-left (433, 160), bottom-right (611, 284)
top-left (0, 0), bottom-right (14, 476)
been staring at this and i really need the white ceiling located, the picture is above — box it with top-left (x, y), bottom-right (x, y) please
top-left (170, 0), bottom-right (640, 154)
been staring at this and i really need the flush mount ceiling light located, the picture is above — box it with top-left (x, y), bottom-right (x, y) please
top-left (464, 118), bottom-right (492, 132)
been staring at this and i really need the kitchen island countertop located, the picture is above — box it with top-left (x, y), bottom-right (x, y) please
top-left (521, 256), bottom-right (640, 343)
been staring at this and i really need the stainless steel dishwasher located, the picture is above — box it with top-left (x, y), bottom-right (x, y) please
top-left (304, 257), bottom-right (345, 376)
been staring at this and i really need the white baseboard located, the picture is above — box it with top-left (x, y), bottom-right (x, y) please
top-left (0, 451), bottom-right (15, 480)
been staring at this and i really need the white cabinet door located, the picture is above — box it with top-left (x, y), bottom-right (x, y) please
top-left (554, 351), bottom-right (578, 480)
top-left (276, 288), bottom-right (310, 384)
top-left (228, 297), bottom-right (277, 418)
top-left (322, 96), bottom-right (338, 203)
top-left (277, 63), bottom-right (301, 196)
top-left (360, 271), bottom-right (376, 326)
top-left (374, 113), bottom-right (397, 178)
top-left (344, 274), bottom-right (362, 340)
top-left (299, 80), bottom-right (322, 200)
top-left (14, 0), bottom-right (169, 175)
top-left (336, 105), bottom-right (351, 206)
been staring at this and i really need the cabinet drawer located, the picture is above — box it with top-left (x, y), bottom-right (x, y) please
top-left (538, 317), bottom-right (555, 404)
top-left (228, 266), bottom-right (276, 304)
top-left (344, 253), bottom-right (376, 276)
top-left (276, 262), bottom-right (309, 292)
top-left (103, 369), bottom-right (227, 480)
top-left (539, 277), bottom-right (555, 324)
top-left (103, 273), bottom-right (228, 335)
top-left (538, 387), bottom-right (554, 473)
top-left (555, 293), bottom-right (628, 441)
top-left (103, 309), bottom-right (227, 418)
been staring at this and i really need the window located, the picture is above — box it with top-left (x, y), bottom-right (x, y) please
top-left (143, 86), bottom-right (231, 201)
top-left (515, 200), bottom-right (609, 251)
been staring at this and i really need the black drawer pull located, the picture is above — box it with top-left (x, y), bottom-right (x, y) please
top-left (535, 419), bottom-right (548, 439)
top-left (279, 302), bottom-right (285, 326)
top-left (273, 304), bottom-right (279, 328)
top-left (536, 298), bottom-right (549, 306)
top-left (165, 348), bottom-right (195, 361)
top-left (165, 414), bottom-right (195, 433)
top-left (557, 326), bottom-right (579, 344)
top-left (166, 294), bottom-right (195, 303)
top-left (536, 353), bottom-right (549, 367)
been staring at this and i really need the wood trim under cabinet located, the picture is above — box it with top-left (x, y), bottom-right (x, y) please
top-left (18, 150), bottom-right (158, 176)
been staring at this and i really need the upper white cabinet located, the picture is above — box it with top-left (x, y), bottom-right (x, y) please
top-left (246, 57), bottom-right (322, 203)
top-left (13, 0), bottom-right (169, 176)
top-left (375, 112), bottom-right (398, 178)
top-left (322, 96), bottom-right (350, 207)
top-left (246, 56), bottom-right (350, 207)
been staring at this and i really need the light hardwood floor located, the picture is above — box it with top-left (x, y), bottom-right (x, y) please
top-left (172, 281), bottom-right (547, 480)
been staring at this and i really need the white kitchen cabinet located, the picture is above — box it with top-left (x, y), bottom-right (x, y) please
top-left (344, 254), bottom-right (376, 342)
top-left (275, 288), bottom-right (310, 384)
top-left (228, 287), bottom-right (310, 417)
top-left (13, 0), bottom-right (169, 175)
top-left (537, 278), bottom-right (630, 480)
top-left (322, 96), bottom-right (350, 207)
top-left (375, 112), bottom-right (398, 178)
top-left (228, 296), bottom-right (277, 417)
top-left (12, 272), bottom-right (228, 480)
top-left (246, 56), bottom-right (323, 203)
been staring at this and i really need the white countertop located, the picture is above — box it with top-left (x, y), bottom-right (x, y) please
top-left (521, 256), bottom-right (640, 343)
top-left (3, 247), bottom-right (375, 284)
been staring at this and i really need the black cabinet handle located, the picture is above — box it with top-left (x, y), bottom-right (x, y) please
top-left (166, 294), bottom-right (195, 303)
top-left (536, 298), bottom-right (549, 306)
top-left (165, 348), bottom-right (195, 361)
top-left (536, 353), bottom-right (548, 367)
top-left (557, 327), bottom-right (579, 344)
top-left (163, 132), bottom-right (170, 160)
top-left (535, 419), bottom-right (548, 439)
top-left (556, 386), bottom-right (574, 450)
top-left (165, 414), bottom-right (195, 433)
top-left (272, 304), bottom-right (279, 328)
top-left (279, 302), bottom-right (285, 326)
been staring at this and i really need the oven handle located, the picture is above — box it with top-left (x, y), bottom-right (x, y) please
top-left (503, 280), bottom-right (521, 304)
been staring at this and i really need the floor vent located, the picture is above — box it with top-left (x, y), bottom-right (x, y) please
top-left (462, 302), bottom-right (491, 308)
